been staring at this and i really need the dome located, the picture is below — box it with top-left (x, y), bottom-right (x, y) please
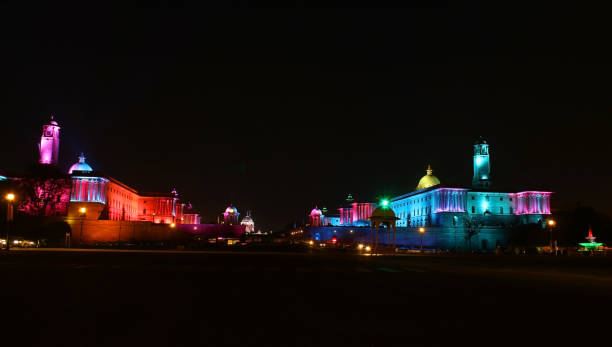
top-left (370, 206), bottom-right (397, 219)
top-left (416, 165), bottom-right (440, 191)
top-left (310, 207), bottom-right (322, 216)
top-left (68, 153), bottom-right (93, 174)
top-left (225, 206), bottom-right (238, 214)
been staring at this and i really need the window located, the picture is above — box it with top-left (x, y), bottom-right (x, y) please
top-left (472, 206), bottom-right (475, 213)
top-left (472, 196), bottom-right (475, 200)
top-left (500, 197), bottom-right (503, 201)
top-left (500, 207), bottom-right (503, 214)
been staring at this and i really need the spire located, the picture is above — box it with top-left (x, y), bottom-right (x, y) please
top-left (78, 153), bottom-right (86, 163)
top-left (426, 164), bottom-right (433, 176)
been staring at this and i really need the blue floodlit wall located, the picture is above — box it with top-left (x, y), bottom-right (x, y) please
top-left (467, 191), bottom-right (513, 215)
top-left (391, 188), bottom-right (469, 227)
top-left (322, 216), bottom-right (341, 226)
top-left (388, 188), bottom-right (549, 230)
top-left (307, 226), bottom-right (516, 252)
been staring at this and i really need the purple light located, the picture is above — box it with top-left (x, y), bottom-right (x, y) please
top-left (513, 191), bottom-right (552, 215)
top-left (38, 118), bottom-right (60, 166)
top-left (433, 188), bottom-right (467, 213)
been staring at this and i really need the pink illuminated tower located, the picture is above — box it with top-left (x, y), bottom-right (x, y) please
top-left (38, 115), bottom-right (61, 165)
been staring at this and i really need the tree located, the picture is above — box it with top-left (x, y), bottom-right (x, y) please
top-left (463, 215), bottom-right (484, 252)
top-left (16, 164), bottom-right (71, 217)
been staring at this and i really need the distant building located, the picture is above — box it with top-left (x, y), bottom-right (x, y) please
top-left (307, 137), bottom-right (553, 251)
top-left (241, 212), bottom-right (255, 233)
top-left (223, 205), bottom-right (240, 225)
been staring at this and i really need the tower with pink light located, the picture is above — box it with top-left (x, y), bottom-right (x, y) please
top-left (38, 115), bottom-right (61, 166)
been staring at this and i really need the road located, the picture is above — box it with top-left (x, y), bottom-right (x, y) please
top-left (1, 249), bottom-right (610, 346)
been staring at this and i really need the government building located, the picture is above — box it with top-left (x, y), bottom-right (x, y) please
top-left (0, 117), bottom-right (248, 246)
top-left (307, 138), bottom-right (553, 252)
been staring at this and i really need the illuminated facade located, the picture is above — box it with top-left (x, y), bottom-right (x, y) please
top-left (223, 206), bottom-right (239, 225)
top-left (138, 190), bottom-right (184, 224)
top-left (308, 137), bottom-right (553, 251)
top-left (0, 118), bottom-right (246, 246)
top-left (240, 212), bottom-right (255, 233)
top-left (68, 158), bottom-right (184, 223)
top-left (38, 116), bottom-right (61, 166)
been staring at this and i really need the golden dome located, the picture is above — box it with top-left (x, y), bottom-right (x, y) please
top-left (416, 165), bottom-right (441, 191)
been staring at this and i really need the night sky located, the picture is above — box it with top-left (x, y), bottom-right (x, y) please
top-left (1, 1), bottom-right (610, 231)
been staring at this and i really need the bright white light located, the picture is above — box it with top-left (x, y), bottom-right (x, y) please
top-left (481, 200), bottom-right (489, 211)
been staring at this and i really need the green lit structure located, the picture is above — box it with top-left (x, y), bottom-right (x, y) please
top-left (578, 227), bottom-right (604, 252)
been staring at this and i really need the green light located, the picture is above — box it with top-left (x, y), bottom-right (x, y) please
top-left (381, 199), bottom-right (389, 207)
top-left (579, 243), bottom-right (603, 249)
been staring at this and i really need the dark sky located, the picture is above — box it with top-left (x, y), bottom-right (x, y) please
top-left (1, 1), bottom-right (610, 230)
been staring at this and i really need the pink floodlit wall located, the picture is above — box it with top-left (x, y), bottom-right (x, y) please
top-left (339, 203), bottom-right (376, 225)
top-left (433, 188), bottom-right (468, 213)
top-left (512, 191), bottom-right (552, 215)
top-left (183, 214), bottom-right (201, 224)
top-left (38, 123), bottom-right (60, 165)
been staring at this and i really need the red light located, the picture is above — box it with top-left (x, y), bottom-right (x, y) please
top-left (332, 237), bottom-right (337, 244)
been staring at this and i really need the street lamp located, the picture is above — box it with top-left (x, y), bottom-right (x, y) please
top-left (5, 193), bottom-right (15, 252)
top-left (547, 219), bottom-right (556, 255)
top-left (79, 207), bottom-right (87, 247)
top-left (419, 226), bottom-right (425, 252)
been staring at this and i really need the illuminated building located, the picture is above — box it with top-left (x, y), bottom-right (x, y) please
top-left (0, 117), bottom-right (244, 245)
top-left (240, 212), bottom-right (255, 233)
top-left (308, 137), bottom-right (553, 251)
top-left (223, 205), bottom-right (239, 225)
top-left (338, 194), bottom-right (377, 227)
top-left (310, 195), bottom-right (376, 228)
top-left (472, 137), bottom-right (491, 188)
top-left (38, 116), bottom-right (61, 166)
top-left (309, 207), bottom-right (323, 226)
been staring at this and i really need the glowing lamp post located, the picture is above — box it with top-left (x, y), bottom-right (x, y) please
top-left (5, 193), bottom-right (15, 251)
top-left (419, 227), bottom-right (426, 252)
top-left (78, 207), bottom-right (87, 247)
top-left (547, 219), bottom-right (556, 255)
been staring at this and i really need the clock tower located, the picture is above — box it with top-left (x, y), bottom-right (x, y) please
top-left (38, 115), bottom-right (61, 166)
